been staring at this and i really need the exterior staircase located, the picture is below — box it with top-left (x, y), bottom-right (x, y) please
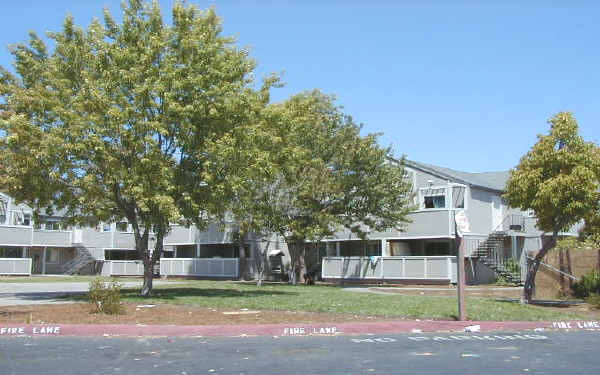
top-left (474, 231), bottom-right (523, 284)
top-left (62, 246), bottom-right (96, 275)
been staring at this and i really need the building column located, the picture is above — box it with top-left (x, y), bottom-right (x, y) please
top-left (335, 242), bottom-right (340, 257)
top-left (381, 239), bottom-right (389, 257)
top-left (42, 247), bottom-right (47, 275)
top-left (196, 243), bottom-right (201, 258)
top-left (511, 236), bottom-right (518, 259)
top-left (22, 247), bottom-right (27, 259)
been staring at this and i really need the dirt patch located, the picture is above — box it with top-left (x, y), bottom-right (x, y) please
top-left (0, 303), bottom-right (401, 326)
top-left (535, 248), bottom-right (600, 300)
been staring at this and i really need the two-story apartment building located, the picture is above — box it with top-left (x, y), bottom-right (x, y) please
top-left (1, 159), bottom-right (578, 284)
top-left (0, 191), bottom-right (253, 278)
top-left (319, 159), bottom-right (580, 285)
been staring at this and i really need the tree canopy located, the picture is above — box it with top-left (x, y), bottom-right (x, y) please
top-left (504, 112), bottom-right (600, 301)
top-left (0, 0), bottom-right (274, 294)
top-left (218, 90), bottom-right (414, 283)
top-left (0, 0), bottom-right (414, 289)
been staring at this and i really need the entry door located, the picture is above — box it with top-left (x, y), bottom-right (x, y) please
top-left (491, 196), bottom-right (503, 231)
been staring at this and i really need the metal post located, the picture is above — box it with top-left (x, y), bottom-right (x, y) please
top-left (457, 236), bottom-right (466, 321)
top-left (454, 211), bottom-right (467, 321)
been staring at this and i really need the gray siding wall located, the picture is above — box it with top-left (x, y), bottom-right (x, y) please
top-left (195, 223), bottom-right (236, 244)
top-left (467, 188), bottom-right (499, 234)
top-left (410, 167), bottom-right (448, 190)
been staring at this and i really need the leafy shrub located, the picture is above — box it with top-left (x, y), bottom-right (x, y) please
top-left (493, 275), bottom-right (520, 287)
top-left (88, 278), bottom-right (124, 315)
top-left (572, 271), bottom-right (600, 299)
top-left (504, 259), bottom-right (521, 275)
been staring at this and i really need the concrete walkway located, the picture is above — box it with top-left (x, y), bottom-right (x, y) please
top-left (0, 281), bottom-right (181, 306)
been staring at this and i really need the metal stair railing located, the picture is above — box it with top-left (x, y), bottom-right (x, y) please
top-left (474, 215), bottom-right (524, 284)
top-left (62, 246), bottom-right (96, 275)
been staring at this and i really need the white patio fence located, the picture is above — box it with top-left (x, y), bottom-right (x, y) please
top-left (322, 256), bottom-right (457, 283)
top-left (160, 258), bottom-right (239, 278)
top-left (0, 258), bottom-right (32, 275)
top-left (101, 260), bottom-right (144, 276)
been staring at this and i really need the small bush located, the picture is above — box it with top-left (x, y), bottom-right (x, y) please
top-left (88, 278), bottom-right (124, 315)
top-left (572, 271), bottom-right (600, 299)
top-left (586, 293), bottom-right (600, 309)
top-left (504, 259), bottom-right (521, 275)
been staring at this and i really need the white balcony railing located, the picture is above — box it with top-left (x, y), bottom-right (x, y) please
top-left (322, 256), bottom-right (457, 283)
top-left (0, 258), bottom-right (32, 275)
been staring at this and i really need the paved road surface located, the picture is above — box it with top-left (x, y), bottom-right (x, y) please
top-left (0, 330), bottom-right (598, 374)
top-left (0, 281), bottom-right (179, 306)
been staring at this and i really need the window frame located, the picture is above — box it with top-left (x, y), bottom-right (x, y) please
top-left (417, 183), bottom-right (469, 211)
top-left (418, 185), bottom-right (448, 210)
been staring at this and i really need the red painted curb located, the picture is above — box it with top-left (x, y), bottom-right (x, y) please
top-left (1, 319), bottom-right (598, 338)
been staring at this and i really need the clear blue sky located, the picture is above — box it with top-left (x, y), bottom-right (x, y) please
top-left (2, 0), bottom-right (599, 172)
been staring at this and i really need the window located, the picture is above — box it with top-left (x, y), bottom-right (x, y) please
top-left (42, 221), bottom-right (63, 231)
top-left (0, 247), bottom-right (22, 258)
top-left (451, 186), bottom-right (466, 209)
top-left (45, 248), bottom-right (60, 263)
top-left (425, 241), bottom-right (452, 255)
top-left (176, 245), bottom-right (196, 258)
top-left (338, 240), bottom-right (381, 257)
top-left (102, 223), bottom-right (111, 232)
top-left (104, 249), bottom-right (140, 260)
top-left (116, 222), bottom-right (129, 232)
top-left (0, 199), bottom-right (7, 224)
top-left (11, 211), bottom-right (32, 226)
top-left (420, 187), bottom-right (446, 209)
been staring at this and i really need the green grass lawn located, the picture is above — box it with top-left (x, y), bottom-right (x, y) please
top-left (0, 275), bottom-right (142, 283)
top-left (102, 280), bottom-right (582, 321)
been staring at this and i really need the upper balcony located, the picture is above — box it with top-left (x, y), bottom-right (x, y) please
top-left (329, 210), bottom-right (453, 241)
top-left (0, 225), bottom-right (73, 247)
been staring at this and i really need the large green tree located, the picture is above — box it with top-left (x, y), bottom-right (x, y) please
top-left (0, 0), bottom-right (273, 295)
top-left (218, 90), bottom-right (414, 284)
top-left (504, 112), bottom-right (600, 302)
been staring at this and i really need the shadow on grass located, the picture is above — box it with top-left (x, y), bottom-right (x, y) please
top-left (60, 287), bottom-right (297, 302)
top-left (124, 287), bottom-right (298, 300)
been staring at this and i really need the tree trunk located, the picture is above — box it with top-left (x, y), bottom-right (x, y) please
top-left (523, 230), bottom-right (559, 303)
top-left (286, 238), bottom-right (306, 285)
top-left (255, 240), bottom-right (267, 287)
top-left (140, 226), bottom-right (164, 297)
top-left (132, 226), bottom-right (151, 296)
top-left (141, 257), bottom-right (154, 296)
